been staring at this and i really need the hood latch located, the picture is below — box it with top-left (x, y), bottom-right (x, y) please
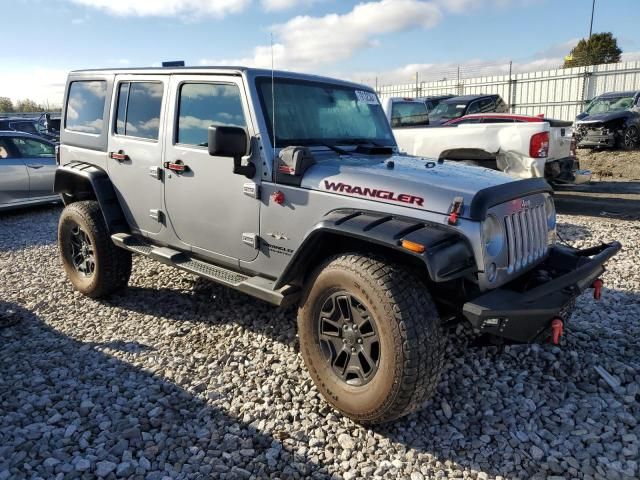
top-left (447, 196), bottom-right (464, 225)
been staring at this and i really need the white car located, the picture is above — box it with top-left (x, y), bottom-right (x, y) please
top-left (385, 107), bottom-right (590, 184)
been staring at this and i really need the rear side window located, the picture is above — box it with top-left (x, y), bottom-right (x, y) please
top-left (115, 82), bottom-right (163, 140)
top-left (390, 102), bottom-right (429, 127)
top-left (176, 83), bottom-right (246, 146)
top-left (66, 80), bottom-right (107, 134)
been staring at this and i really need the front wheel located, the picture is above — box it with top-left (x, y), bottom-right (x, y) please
top-left (618, 125), bottom-right (639, 150)
top-left (58, 200), bottom-right (132, 298)
top-left (297, 254), bottom-right (444, 424)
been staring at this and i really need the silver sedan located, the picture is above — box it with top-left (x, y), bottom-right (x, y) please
top-left (0, 131), bottom-right (60, 211)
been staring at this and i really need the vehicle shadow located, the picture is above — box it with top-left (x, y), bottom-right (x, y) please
top-left (106, 275), bottom-right (299, 348)
top-left (105, 273), bottom-right (639, 479)
top-left (0, 301), bottom-right (328, 479)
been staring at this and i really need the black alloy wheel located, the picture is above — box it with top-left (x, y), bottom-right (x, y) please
top-left (69, 223), bottom-right (96, 277)
top-left (318, 292), bottom-right (380, 386)
top-left (623, 126), bottom-right (639, 149)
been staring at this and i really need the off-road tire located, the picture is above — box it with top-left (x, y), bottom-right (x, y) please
top-left (618, 125), bottom-right (639, 150)
top-left (58, 200), bottom-right (132, 298)
top-left (298, 254), bottom-right (444, 424)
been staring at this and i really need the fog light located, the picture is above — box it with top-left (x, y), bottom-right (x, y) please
top-left (485, 318), bottom-right (501, 326)
top-left (487, 262), bottom-right (497, 282)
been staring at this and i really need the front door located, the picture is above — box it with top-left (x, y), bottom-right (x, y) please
top-left (108, 76), bottom-right (168, 235)
top-left (11, 136), bottom-right (57, 198)
top-left (0, 137), bottom-right (29, 206)
top-left (163, 75), bottom-right (260, 263)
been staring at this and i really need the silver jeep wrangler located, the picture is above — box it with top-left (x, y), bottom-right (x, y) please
top-left (55, 66), bottom-right (620, 424)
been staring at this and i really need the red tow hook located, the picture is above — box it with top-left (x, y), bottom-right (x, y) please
top-left (550, 318), bottom-right (564, 345)
top-left (592, 278), bottom-right (604, 300)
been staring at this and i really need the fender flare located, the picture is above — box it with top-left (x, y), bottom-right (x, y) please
top-left (274, 209), bottom-right (477, 289)
top-left (54, 162), bottom-right (129, 234)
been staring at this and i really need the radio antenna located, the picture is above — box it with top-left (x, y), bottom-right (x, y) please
top-left (271, 33), bottom-right (276, 160)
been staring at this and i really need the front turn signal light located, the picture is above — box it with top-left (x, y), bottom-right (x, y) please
top-left (401, 239), bottom-right (426, 254)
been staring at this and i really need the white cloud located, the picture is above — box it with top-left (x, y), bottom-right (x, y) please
top-left (261, 0), bottom-right (317, 11)
top-left (0, 68), bottom-right (68, 106)
top-left (203, 0), bottom-right (442, 70)
top-left (68, 0), bottom-right (251, 18)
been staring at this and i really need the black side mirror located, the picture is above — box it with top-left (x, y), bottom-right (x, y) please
top-left (208, 126), bottom-right (248, 158)
top-left (208, 126), bottom-right (255, 178)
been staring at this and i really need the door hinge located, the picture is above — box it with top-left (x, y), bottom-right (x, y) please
top-left (243, 182), bottom-right (260, 199)
top-left (242, 233), bottom-right (259, 249)
top-left (149, 209), bottom-right (164, 223)
top-left (149, 166), bottom-right (162, 179)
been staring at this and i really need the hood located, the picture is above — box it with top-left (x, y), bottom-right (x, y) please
top-left (300, 151), bottom-right (522, 217)
top-left (575, 110), bottom-right (630, 124)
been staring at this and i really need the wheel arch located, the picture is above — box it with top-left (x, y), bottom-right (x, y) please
top-left (54, 162), bottom-right (129, 234)
top-left (274, 209), bottom-right (478, 290)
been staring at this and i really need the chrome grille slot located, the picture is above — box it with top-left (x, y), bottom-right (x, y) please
top-left (504, 204), bottom-right (549, 272)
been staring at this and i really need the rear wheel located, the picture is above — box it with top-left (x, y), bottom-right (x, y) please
top-left (297, 254), bottom-right (444, 424)
top-left (58, 200), bottom-right (132, 298)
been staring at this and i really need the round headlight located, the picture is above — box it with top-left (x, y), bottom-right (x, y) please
top-left (545, 195), bottom-right (557, 229)
top-left (482, 214), bottom-right (504, 257)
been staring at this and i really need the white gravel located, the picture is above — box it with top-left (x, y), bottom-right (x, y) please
top-left (1, 206), bottom-right (638, 480)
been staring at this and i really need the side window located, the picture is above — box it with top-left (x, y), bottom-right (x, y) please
top-left (390, 102), bottom-right (429, 127)
top-left (466, 101), bottom-right (481, 114)
top-left (115, 82), bottom-right (163, 140)
top-left (66, 80), bottom-right (107, 134)
top-left (477, 98), bottom-right (495, 112)
top-left (12, 137), bottom-right (54, 157)
top-left (177, 83), bottom-right (246, 146)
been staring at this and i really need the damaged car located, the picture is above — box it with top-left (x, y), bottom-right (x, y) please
top-left (574, 91), bottom-right (640, 150)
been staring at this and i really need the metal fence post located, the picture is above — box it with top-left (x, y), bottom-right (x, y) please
top-left (508, 61), bottom-right (513, 112)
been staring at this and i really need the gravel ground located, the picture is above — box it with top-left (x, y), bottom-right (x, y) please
top-left (577, 149), bottom-right (640, 180)
top-left (1, 206), bottom-right (638, 480)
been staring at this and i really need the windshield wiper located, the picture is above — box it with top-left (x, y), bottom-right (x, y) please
top-left (336, 139), bottom-right (385, 147)
top-left (319, 143), bottom-right (351, 155)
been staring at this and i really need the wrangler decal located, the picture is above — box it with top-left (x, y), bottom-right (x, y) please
top-left (323, 181), bottom-right (424, 207)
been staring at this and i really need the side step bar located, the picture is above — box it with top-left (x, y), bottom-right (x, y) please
top-left (111, 233), bottom-right (299, 307)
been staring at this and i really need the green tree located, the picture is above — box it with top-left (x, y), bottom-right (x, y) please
top-left (15, 99), bottom-right (42, 113)
top-left (0, 97), bottom-right (14, 113)
top-left (564, 32), bottom-right (622, 68)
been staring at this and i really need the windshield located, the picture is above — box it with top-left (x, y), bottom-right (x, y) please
top-left (256, 77), bottom-right (395, 148)
top-left (586, 95), bottom-right (635, 114)
top-left (429, 101), bottom-right (467, 119)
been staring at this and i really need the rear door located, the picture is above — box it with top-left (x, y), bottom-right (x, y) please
top-left (11, 136), bottom-right (57, 198)
top-left (0, 137), bottom-right (29, 206)
top-left (107, 76), bottom-right (168, 235)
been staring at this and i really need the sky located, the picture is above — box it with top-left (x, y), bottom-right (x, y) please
top-left (1, 0), bottom-right (639, 105)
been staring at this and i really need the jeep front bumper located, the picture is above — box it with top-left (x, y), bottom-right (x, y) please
top-left (462, 241), bottom-right (621, 342)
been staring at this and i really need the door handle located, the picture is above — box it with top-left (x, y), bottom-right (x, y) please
top-left (164, 161), bottom-right (189, 174)
top-left (27, 165), bottom-right (44, 169)
top-left (109, 151), bottom-right (129, 162)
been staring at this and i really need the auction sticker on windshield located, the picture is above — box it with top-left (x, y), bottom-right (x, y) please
top-left (355, 90), bottom-right (378, 104)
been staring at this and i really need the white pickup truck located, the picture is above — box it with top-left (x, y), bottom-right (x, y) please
top-left (382, 101), bottom-right (590, 184)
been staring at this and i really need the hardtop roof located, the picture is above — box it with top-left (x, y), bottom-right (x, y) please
top-left (67, 66), bottom-right (371, 90)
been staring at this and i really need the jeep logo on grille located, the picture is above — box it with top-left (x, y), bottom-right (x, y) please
top-left (521, 199), bottom-right (531, 209)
